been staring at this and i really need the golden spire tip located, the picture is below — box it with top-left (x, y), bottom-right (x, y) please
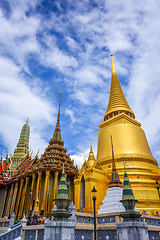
top-left (111, 55), bottom-right (116, 73)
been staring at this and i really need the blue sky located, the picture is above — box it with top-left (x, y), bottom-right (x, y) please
top-left (1, 0), bottom-right (160, 167)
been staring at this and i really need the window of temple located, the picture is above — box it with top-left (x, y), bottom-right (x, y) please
top-left (80, 175), bottom-right (85, 212)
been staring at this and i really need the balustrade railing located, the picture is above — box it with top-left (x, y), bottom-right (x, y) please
top-left (0, 222), bottom-right (21, 240)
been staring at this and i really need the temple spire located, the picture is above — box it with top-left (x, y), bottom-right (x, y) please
top-left (11, 119), bottom-right (30, 162)
top-left (109, 136), bottom-right (122, 188)
top-left (87, 141), bottom-right (96, 167)
top-left (104, 55), bottom-right (135, 121)
top-left (53, 93), bottom-right (61, 141)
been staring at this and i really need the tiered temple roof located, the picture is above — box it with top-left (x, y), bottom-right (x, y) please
top-left (14, 153), bottom-right (36, 179)
top-left (23, 93), bottom-right (78, 177)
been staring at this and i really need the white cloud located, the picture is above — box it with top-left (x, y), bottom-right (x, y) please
top-left (0, 56), bottom-right (55, 156)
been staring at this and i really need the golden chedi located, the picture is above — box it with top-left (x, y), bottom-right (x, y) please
top-left (97, 55), bottom-right (160, 214)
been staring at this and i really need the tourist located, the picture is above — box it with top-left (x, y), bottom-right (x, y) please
top-left (45, 216), bottom-right (50, 223)
top-left (27, 217), bottom-right (31, 225)
top-left (155, 211), bottom-right (160, 217)
top-left (31, 214), bottom-right (38, 225)
top-left (42, 215), bottom-right (46, 224)
top-left (143, 210), bottom-right (148, 215)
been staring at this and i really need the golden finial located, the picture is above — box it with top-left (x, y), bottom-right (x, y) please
top-left (90, 140), bottom-right (93, 153)
top-left (111, 54), bottom-right (116, 74)
top-left (88, 141), bottom-right (95, 166)
top-left (26, 118), bottom-right (29, 124)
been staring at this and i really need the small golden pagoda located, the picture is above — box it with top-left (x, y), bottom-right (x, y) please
top-left (74, 141), bottom-right (108, 213)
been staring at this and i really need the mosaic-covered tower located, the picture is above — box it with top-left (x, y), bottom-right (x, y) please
top-left (8, 119), bottom-right (30, 177)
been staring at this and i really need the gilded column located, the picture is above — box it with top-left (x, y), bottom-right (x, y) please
top-left (5, 184), bottom-right (14, 217)
top-left (30, 174), bottom-right (36, 211)
top-left (10, 182), bottom-right (18, 215)
top-left (53, 171), bottom-right (58, 207)
top-left (0, 187), bottom-right (8, 218)
top-left (15, 179), bottom-right (24, 218)
top-left (77, 179), bottom-right (81, 211)
top-left (18, 177), bottom-right (29, 218)
top-left (87, 179), bottom-right (91, 212)
top-left (33, 171), bottom-right (42, 214)
top-left (41, 170), bottom-right (50, 215)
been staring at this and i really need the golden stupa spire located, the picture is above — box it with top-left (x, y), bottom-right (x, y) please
top-left (104, 55), bottom-right (135, 120)
top-left (87, 141), bottom-right (96, 167)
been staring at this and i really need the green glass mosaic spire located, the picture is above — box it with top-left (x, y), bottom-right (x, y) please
top-left (53, 93), bottom-right (61, 141)
top-left (122, 163), bottom-right (135, 200)
top-left (12, 119), bottom-right (30, 161)
top-left (56, 163), bottom-right (68, 199)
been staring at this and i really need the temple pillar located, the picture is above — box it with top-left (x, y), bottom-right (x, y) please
top-left (41, 170), bottom-right (50, 215)
top-left (30, 174), bottom-right (36, 212)
top-left (5, 184), bottom-right (14, 217)
top-left (53, 171), bottom-right (58, 207)
top-left (86, 179), bottom-right (91, 212)
top-left (15, 179), bottom-right (24, 218)
top-left (10, 182), bottom-right (18, 215)
top-left (0, 187), bottom-right (8, 218)
top-left (18, 177), bottom-right (29, 218)
top-left (78, 179), bottom-right (81, 211)
top-left (74, 179), bottom-right (81, 212)
top-left (33, 171), bottom-right (42, 214)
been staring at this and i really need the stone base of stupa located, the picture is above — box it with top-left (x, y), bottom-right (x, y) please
top-left (44, 221), bottom-right (76, 240)
top-left (116, 222), bottom-right (149, 240)
top-left (98, 187), bottom-right (125, 214)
